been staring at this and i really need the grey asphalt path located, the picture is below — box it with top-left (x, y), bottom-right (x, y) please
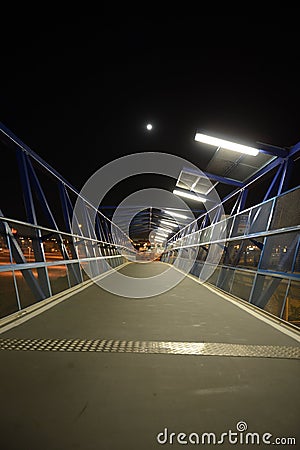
top-left (0, 262), bottom-right (299, 449)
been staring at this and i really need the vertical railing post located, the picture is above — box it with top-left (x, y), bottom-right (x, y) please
top-left (16, 149), bottom-right (52, 298)
top-left (59, 183), bottom-right (83, 284)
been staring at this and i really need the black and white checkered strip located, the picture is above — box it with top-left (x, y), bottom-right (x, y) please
top-left (0, 338), bottom-right (299, 359)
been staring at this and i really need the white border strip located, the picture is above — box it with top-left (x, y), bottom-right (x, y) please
top-left (0, 262), bottom-right (130, 335)
top-left (166, 263), bottom-right (300, 344)
top-left (202, 281), bottom-right (300, 344)
top-left (2, 261), bottom-right (299, 344)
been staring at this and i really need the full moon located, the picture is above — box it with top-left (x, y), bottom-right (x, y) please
top-left (146, 123), bottom-right (153, 131)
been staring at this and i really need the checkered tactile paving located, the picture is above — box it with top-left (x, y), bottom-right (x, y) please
top-left (0, 338), bottom-right (299, 359)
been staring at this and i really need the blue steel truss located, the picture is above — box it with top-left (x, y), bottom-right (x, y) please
top-left (0, 121), bottom-right (299, 327)
top-left (162, 140), bottom-right (300, 327)
top-left (0, 122), bottom-right (134, 319)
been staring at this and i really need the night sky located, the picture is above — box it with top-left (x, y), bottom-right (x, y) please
top-left (1, 16), bottom-right (299, 220)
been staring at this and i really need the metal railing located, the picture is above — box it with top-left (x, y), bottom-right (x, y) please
top-left (0, 216), bottom-right (135, 318)
top-left (1, 121), bottom-right (299, 327)
top-left (0, 122), bottom-right (136, 320)
top-left (162, 186), bottom-right (300, 327)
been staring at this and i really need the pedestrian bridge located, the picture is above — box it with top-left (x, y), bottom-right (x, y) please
top-left (0, 123), bottom-right (299, 449)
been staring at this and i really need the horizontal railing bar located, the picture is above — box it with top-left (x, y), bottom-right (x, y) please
top-left (0, 216), bottom-right (133, 250)
top-left (167, 224), bottom-right (300, 251)
top-left (0, 254), bottom-right (126, 273)
top-left (0, 122), bottom-right (131, 242)
top-left (173, 258), bottom-right (300, 281)
top-left (168, 184), bottom-right (300, 243)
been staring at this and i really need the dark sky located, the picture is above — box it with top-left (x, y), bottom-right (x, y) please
top-left (1, 16), bottom-right (299, 220)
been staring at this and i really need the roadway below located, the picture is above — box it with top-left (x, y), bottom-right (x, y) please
top-left (0, 261), bottom-right (299, 449)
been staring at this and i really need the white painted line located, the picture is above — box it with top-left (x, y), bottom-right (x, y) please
top-left (0, 262), bottom-right (130, 334)
top-left (202, 281), bottom-right (300, 344)
top-left (165, 263), bottom-right (300, 344)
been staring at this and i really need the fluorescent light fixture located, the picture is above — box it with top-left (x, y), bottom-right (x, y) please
top-left (154, 227), bottom-right (169, 232)
top-left (173, 189), bottom-right (207, 202)
top-left (164, 210), bottom-right (189, 220)
top-left (155, 237), bottom-right (166, 242)
top-left (194, 133), bottom-right (259, 156)
top-left (154, 234), bottom-right (167, 240)
top-left (160, 220), bottom-right (178, 228)
top-left (155, 230), bottom-right (169, 237)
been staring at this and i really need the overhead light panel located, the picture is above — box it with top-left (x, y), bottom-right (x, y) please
top-left (194, 133), bottom-right (259, 156)
top-left (154, 227), bottom-right (169, 233)
top-left (173, 189), bottom-right (207, 202)
top-left (164, 210), bottom-right (189, 220)
top-left (160, 220), bottom-right (178, 228)
top-left (154, 234), bottom-right (167, 240)
top-left (155, 237), bottom-right (166, 242)
top-left (155, 230), bottom-right (170, 237)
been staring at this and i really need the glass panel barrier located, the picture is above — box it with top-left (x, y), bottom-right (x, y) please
top-left (248, 200), bottom-right (273, 234)
top-left (163, 187), bottom-right (300, 327)
top-left (293, 240), bottom-right (300, 273)
top-left (15, 269), bottom-right (40, 309)
top-left (283, 280), bottom-right (300, 327)
top-left (217, 267), bottom-right (235, 292)
top-left (231, 212), bottom-right (250, 237)
top-left (230, 270), bottom-right (255, 301)
top-left (250, 274), bottom-right (288, 317)
top-left (0, 230), bottom-right (11, 264)
top-left (270, 188), bottom-right (300, 230)
top-left (223, 241), bottom-right (242, 266)
top-left (236, 238), bottom-right (263, 269)
top-left (0, 271), bottom-right (19, 318)
top-left (207, 266), bottom-right (220, 286)
top-left (260, 232), bottom-right (299, 272)
top-left (47, 264), bottom-right (70, 296)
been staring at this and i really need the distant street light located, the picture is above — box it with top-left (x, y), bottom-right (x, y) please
top-left (146, 123), bottom-right (153, 131)
top-left (194, 132), bottom-right (259, 156)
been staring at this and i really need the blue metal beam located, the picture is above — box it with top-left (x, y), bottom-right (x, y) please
top-left (59, 183), bottom-right (74, 233)
top-left (256, 141), bottom-right (288, 158)
top-left (288, 140), bottom-right (300, 157)
top-left (221, 157), bottom-right (283, 206)
top-left (0, 210), bottom-right (46, 301)
top-left (59, 183), bottom-right (83, 284)
top-left (16, 149), bottom-right (52, 297)
top-left (237, 188), bottom-right (248, 213)
top-left (25, 155), bottom-right (82, 285)
top-left (0, 122), bottom-right (75, 193)
top-left (26, 155), bottom-right (60, 230)
top-left (181, 166), bottom-right (244, 187)
top-left (202, 170), bottom-right (244, 187)
top-left (263, 163), bottom-right (284, 201)
top-left (277, 158), bottom-right (294, 195)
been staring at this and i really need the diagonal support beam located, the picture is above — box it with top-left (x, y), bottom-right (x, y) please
top-left (15, 150), bottom-right (52, 298)
top-left (0, 211), bottom-right (46, 301)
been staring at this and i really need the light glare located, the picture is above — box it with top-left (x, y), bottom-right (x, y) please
top-left (173, 189), bottom-right (207, 202)
top-left (160, 220), bottom-right (178, 228)
top-left (194, 133), bottom-right (259, 156)
top-left (155, 230), bottom-right (169, 236)
top-left (164, 210), bottom-right (189, 220)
